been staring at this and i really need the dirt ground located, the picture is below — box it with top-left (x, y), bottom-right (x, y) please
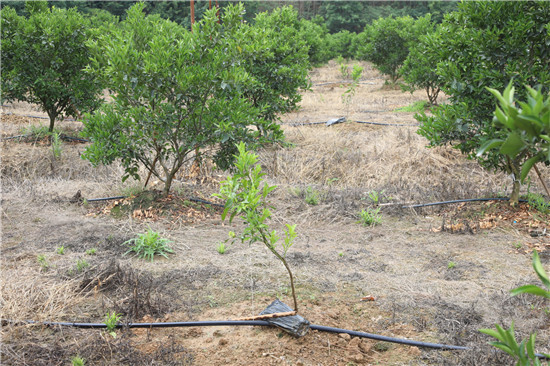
top-left (1, 61), bottom-right (549, 365)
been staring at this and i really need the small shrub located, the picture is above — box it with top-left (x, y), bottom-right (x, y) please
top-left (357, 208), bottom-right (382, 226)
top-left (56, 246), bottom-right (65, 255)
top-left (51, 132), bottom-right (62, 159)
top-left (215, 142), bottom-right (299, 311)
top-left (123, 229), bottom-right (174, 262)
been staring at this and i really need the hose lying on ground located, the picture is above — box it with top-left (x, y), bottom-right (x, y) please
top-left (403, 197), bottom-right (528, 209)
top-left (4, 318), bottom-right (549, 358)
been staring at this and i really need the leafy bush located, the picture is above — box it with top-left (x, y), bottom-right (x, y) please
top-left (327, 30), bottom-right (358, 60)
top-left (298, 16), bottom-right (332, 66)
top-left (215, 143), bottom-right (299, 311)
top-left (123, 228), bottom-right (174, 262)
top-left (242, 6), bottom-right (312, 124)
top-left (355, 14), bottom-right (432, 84)
top-left (417, 2), bottom-right (550, 204)
top-left (83, 4), bottom-right (309, 195)
top-left (1, 3), bottom-right (103, 132)
top-left (400, 31), bottom-right (440, 105)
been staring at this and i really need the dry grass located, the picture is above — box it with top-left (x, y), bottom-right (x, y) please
top-left (260, 124), bottom-right (508, 206)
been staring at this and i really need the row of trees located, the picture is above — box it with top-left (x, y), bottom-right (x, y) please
top-left (301, 1), bottom-right (550, 205)
top-left (1, 1), bottom-right (458, 34)
top-left (1, 2), bottom-right (311, 195)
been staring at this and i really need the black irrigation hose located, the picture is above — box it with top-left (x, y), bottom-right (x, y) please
top-left (86, 196), bottom-right (127, 203)
top-left (59, 134), bottom-right (89, 143)
top-left (402, 197), bottom-right (529, 209)
top-left (309, 324), bottom-right (467, 351)
top-left (1, 319), bottom-right (466, 351)
top-left (5, 318), bottom-right (549, 358)
top-left (288, 121), bottom-right (327, 126)
top-left (286, 120), bottom-right (417, 127)
top-left (84, 195), bottom-right (224, 208)
top-left (354, 120), bottom-right (418, 127)
top-left (1, 133), bottom-right (89, 143)
top-left (188, 197), bottom-right (225, 208)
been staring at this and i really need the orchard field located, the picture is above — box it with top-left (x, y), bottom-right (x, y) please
top-left (2, 1), bottom-right (550, 365)
top-left (2, 60), bottom-right (550, 365)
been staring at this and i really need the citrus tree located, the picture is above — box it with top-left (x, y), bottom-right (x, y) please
top-left (1, 2), bottom-right (102, 132)
top-left (417, 2), bottom-right (550, 204)
top-left (355, 14), bottom-right (433, 84)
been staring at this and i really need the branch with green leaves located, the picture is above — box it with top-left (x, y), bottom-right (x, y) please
top-left (480, 251), bottom-right (550, 365)
top-left (477, 82), bottom-right (550, 204)
top-left (215, 142), bottom-right (299, 312)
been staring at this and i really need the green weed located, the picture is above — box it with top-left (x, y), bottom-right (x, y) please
top-left (123, 229), bottom-right (174, 262)
top-left (37, 255), bottom-right (49, 271)
top-left (71, 356), bottom-right (86, 366)
top-left (304, 186), bottom-right (321, 205)
top-left (76, 259), bottom-right (89, 272)
top-left (217, 241), bottom-right (227, 254)
top-left (56, 246), bottom-right (65, 255)
top-left (104, 311), bottom-right (121, 338)
top-left (394, 100), bottom-right (428, 113)
top-left (85, 248), bottom-right (97, 255)
top-left (357, 208), bottom-right (382, 226)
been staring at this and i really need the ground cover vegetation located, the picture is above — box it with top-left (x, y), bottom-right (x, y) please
top-left (3, 1), bottom-right (550, 364)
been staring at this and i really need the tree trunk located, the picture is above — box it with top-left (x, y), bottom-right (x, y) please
top-left (508, 157), bottom-right (521, 206)
top-left (163, 172), bottom-right (174, 197)
top-left (48, 112), bottom-right (56, 132)
top-left (510, 179), bottom-right (520, 206)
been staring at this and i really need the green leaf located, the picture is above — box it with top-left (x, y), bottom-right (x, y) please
top-left (499, 132), bottom-right (525, 157)
top-left (477, 139), bottom-right (504, 157)
top-left (520, 156), bottom-right (541, 183)
top-left (510, 285), bottom-right (550, 299)
top-left (532, 251), bottom-right (550, 289)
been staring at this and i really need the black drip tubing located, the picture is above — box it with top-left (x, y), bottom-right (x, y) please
top-left (6, 318), bottom-right (549, 358)
top-left (86, 195), bottom-right (127, 202)
top-left (2, 319), bottom-right (465, 351)
top-left (309, 324), bottom-right (467, 350)
top-left (188, 197), bottom-right (225, 208)
top-left (403, 197), bottom-right (528, 209)
top-left (84, 195), bottom-right (224, 208)
top-left (354, 120), bottom-right (418, 127)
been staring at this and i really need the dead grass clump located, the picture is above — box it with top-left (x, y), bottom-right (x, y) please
top-left (1, 326), bottom-right (194, 366)
top-left (0, 267), bottom-right (88, 323)
top-left (79, 260), bottom-right (180, 322)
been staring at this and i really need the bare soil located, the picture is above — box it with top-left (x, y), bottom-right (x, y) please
top-left (1, 61), bottom-right (549, 365)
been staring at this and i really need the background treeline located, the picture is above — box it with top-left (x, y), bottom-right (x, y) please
top-left (1, 0), bottom-right (457, 32)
